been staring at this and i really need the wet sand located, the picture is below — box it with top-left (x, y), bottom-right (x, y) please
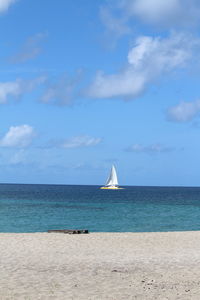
top-left (1, 232), bottom-right (200, 299)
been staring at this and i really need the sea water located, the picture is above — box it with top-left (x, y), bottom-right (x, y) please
top-left (0, 184), bottom-right (200, 232)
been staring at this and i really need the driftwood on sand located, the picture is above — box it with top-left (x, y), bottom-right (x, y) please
top-left (47, 229), bottom-right (89, 234)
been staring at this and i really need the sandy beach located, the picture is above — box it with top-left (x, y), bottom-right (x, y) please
top-left (0, 232), bottom-right (200, 299)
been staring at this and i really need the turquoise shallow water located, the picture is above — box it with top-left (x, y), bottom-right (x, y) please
top-left (0, 184), bottom-right (200, 232)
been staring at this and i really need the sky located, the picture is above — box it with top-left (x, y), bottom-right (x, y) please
top-left (1, 0), bottom-right (200, 186)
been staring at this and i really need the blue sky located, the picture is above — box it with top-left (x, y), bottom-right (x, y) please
top-left (1, 0), bottom-right (200, 186)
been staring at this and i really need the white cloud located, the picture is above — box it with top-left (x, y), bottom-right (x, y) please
top-left (105, 0), bottom-right (200, 30)
top-left (0, 125), bottom-right (35, 148)
top-left (10, 33), bottom-right (47, 64)
top-left (167, 99), bottom-right (200, 122)
top-left (126, 143), bottom-right (173, 153)
top-left (87, 32), bottom-right (199, 99)
top-left (124, 0), bottom-right (182, 27)
top-left (62, 135), bottom-right (102, 149)
top-left (0, 0), bottom-right (16, 13)
top-left (0, 76), bottom-right (46, 104)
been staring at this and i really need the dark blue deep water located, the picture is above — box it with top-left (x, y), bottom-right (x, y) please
top-left (1, 184), bottom-right (200, 232)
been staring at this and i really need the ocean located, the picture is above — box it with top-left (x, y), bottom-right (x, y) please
top-left (0, 184), bottom-right (200, 233)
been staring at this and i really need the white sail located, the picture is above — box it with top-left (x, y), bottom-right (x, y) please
top-left (105, 165), bottom-right (118, 187)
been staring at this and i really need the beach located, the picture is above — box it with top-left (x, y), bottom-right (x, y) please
top-left (0, 232), bottom-right (200, 299)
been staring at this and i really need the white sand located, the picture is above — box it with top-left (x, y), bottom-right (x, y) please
top-left (1, 232), bottom-right (200, 299)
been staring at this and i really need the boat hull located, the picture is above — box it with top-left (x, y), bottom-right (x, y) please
top-left (100, 186), bottom-right (123, 190)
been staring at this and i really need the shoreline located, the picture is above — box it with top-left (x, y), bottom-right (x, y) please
top-left (1, 229), bottom-right (200, 233)
top-left (1, 231), bottom-right (200, 299)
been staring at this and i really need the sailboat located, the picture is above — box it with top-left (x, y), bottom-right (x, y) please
top-left (100, 165), bottom-right (123, 189)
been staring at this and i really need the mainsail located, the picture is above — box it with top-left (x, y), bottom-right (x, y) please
top-left (105, 165), bottom-right (118, 187)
